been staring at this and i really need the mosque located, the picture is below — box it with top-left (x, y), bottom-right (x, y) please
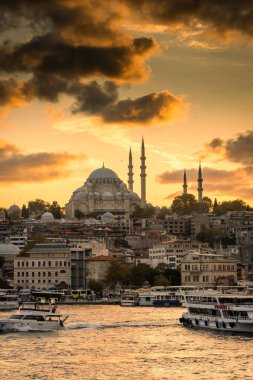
top-left (65, 139), bottom-right (147, 220)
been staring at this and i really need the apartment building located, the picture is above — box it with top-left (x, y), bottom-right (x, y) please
top-left (14, 244), bottom-right (71, 290)
top-left (149, 239), bottom-right (209, 269)
top-left (181, 252), bottom-right (237, 287)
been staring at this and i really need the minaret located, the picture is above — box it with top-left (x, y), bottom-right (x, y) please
top-left (140, 137), bottom-right (147, 208)
top-left (128, 147), bottom-right (134, 191)
top-left (197, 163), bottom-right (203, 203)
top-left (183, 169), bottom-right (188, 196)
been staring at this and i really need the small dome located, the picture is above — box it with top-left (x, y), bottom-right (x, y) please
top-left (129, 192), bottom-right (140, 201)
top-left (8, 204), bottom-right (21, 214)
top-left (102, 191), bottom-right (114, 200)
top-left (41, 212), bottom-right (55, 223)
top-left (93, 192), bottom-right (101, 200)
top-left (86, 182), bottom-right (92, 188)
top-left (120, 183), bottom-right (127, 190)
top-left (73, 185), bottom-right (85, 194)
top-left (101, 212), bottom-right (114, 224)
top-left (0, 243), bottom-right (20, 255)
top-left (88, 167), bottom-right (118, 180)
top-left (115, 192), bottom-right (122, 200)
top-left (74, 191), bottom-right (88, 201)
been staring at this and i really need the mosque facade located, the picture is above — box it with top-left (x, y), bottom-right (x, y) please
top-left (65, 139), bottom-right (147, 220)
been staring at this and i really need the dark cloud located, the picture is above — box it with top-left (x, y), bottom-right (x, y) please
top-left (208, 138), bottom-right (224, 150)
top-left (71, 81), bottom-right (118, 114)
top-left (0, 78), bottom-right (21, 106)
top-left (0, 34), bottom-right (156, 81)
top-left (225, 131), bottom-right (253, 165)
top-left (125, 0), bottom-right (253, 39)
top-left (0, 140), bottom-right (81, 183)
top-left (103, 90), bottom-right (187, 123)
top-left (207, 131), bottom-right (253, 165)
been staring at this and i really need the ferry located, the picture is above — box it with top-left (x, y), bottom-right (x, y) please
top-left (179, 289), bottom-right (253, 333)
top-left (120, 290), bottom-right (139, 306)
top-left (0, 302), bottom-right (68, 332)
top-left (138, 286), bottom-right (182, 307)
top-left (0, 293), bottom-right (19, 311)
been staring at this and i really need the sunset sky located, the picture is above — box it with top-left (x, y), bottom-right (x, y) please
top-left (1, 1), bottom-right (253, 209)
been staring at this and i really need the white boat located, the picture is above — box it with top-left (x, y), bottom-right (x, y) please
top-left (179, 289), bottom-right (253, 334)
top-left (0, 302), bottom-right (68, 332)
top-left (0, 294), bottom-right (19, 311)
top-left (138, 286), bottom-right (182, 307)
top-left (120, 290), bottom-right (139, 306)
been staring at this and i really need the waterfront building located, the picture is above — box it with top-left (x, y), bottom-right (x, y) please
top-left (14, 244), bottom-right (71, 290)
top-left (149, 239), bottom-right (209, 269)
top-left (181, 251), bottom-right (237, 287)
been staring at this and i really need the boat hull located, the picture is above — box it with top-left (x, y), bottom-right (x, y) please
top-left (180, 313), bottom-right (253, 334)
top-left (0, 319), bottom-right (64, 332)
top-left (0, 302), bottom-right (19, 311)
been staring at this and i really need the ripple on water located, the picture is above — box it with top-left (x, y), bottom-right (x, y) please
top-left (1, 306), bottom-right (253, 380)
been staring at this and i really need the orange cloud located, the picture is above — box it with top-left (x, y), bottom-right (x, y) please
top-left (0, 140), bottom-right (85, 184)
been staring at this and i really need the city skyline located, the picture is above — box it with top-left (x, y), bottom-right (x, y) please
top-left (1, 1), bottom-right (253, 208)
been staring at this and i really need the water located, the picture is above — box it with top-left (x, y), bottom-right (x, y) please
top-left (0, 305), bottom-right (253, 380)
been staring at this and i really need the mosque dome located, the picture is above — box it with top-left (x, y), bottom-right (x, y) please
top-left (115, 192), bottom-right (122, 200)
top-left (41, 212), bottom-right (55, 223)
top-left (73, 185), bottom-right (85, 194)
top-left (7, 204), bottom-right (21, 214)
top-left (101, 212), bottom-right (114, 224)
top-left (0, 243), bottom-right (20, 255)
top-left (74, 191), bottom-right (88, 201)
top-left (102, 191), bottom-right (114, 200)
top-left (93, 192), bottom-right (101, 200)
top-left (129, 192), bottom-right (140, 201)
top-left (88, 167), bottom-right (118, 180)
top-left (120, 183), bottom-right (127, 190)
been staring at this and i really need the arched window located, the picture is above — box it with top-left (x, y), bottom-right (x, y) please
top-left (60, 269), bottom-right (66, 274)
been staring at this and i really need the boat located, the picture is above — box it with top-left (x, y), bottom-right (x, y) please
top-left (0, 293), bottom-right (20, 311)
top-left (179, 289), bottom-right (253, 333)
top-left (0, 302), bottom-right (68, 332)
top-left (138, 286), bottom-right (182, 307)
top-left (120, 290), bottom-right (139, 306)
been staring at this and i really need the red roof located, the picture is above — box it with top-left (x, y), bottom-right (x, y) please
top-left (86, 255), bottom-right (113, 261)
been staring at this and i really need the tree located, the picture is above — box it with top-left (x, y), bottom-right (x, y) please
top-left (213, 199), bottom-right (248, 215)
top-left (129, 263), bottom-right (156, 287)
top-left (28, 199), bottom-right (49, 218)
top-left (21, 204), bottom-right (29, 219)
top-left (201, 196), bottom-right (213, 213)
top-left (49, 201), bottom-right (63, 219)
top-left (196, 224), bottom-right (233, 248)
top-left (23, 232), bottom-right (47, 253)
top-left (171, 194), bottom-right (198, 215)
top-left (87, 279), bottom-right (104, 296)
top-left (154, 263), bottom-right (181, 285)
top-left (213, 198), bottom-right (219, 214)
top-left (156, 206), bottom-right (170, 220)
top-left (131, 205), bottom-right (156, 219)
top-left (105, 259), bottom-right (130, 288)
top-left (74, 209), bottom-right (85, 219)
top-left (0, 278), bottom-right (11, 288)
top-left (114, 238), bottom-right (130, 248)
top-left (153, 274), bottom-right (170, 286)
top-left (0, 256), bottom-right (5, 268)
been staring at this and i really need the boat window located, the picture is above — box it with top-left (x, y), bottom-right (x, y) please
top-left (10, 315), bottom-right (24, 319)
top-left (23, 315), bottom-right (43, 320)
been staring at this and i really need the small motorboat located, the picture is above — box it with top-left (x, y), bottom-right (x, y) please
top-left (0, 302), bottom-right (68, 332)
